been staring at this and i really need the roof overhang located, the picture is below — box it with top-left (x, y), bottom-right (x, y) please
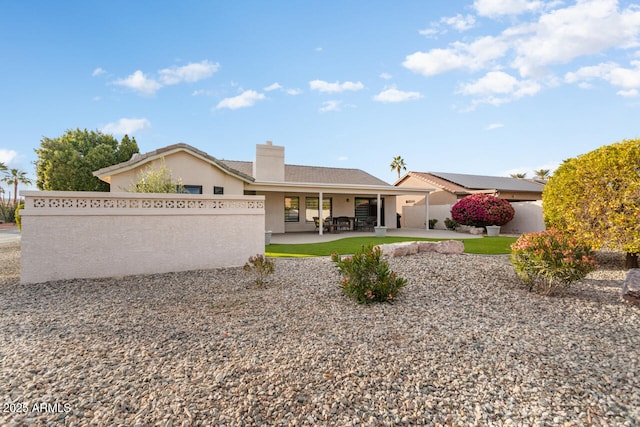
top-left (247, 180), bottom-right (435, 195)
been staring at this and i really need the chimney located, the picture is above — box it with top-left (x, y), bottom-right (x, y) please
top-left (253, 141), bottom-right (285, 181)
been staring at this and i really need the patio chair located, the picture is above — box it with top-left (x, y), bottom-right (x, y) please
top-left (362, 216), bottom-right (376, 231)
top-left (336, 216), bottom-right (350, 231)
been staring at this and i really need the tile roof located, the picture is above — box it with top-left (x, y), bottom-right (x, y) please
top-left (219, 160), bottom-right (390, 186)
top-left (409, 171), bottom-right (544, 193)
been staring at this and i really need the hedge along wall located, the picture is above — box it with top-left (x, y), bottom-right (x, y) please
top-left (20, 191), bottom-right (265, 284)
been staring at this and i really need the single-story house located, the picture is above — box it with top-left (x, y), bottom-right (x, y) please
top-left (93, 141), bottom-right (434, 235)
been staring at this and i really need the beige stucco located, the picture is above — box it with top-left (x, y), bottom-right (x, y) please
top-left (20, 191), bottom-right (265, 284)
top-left (109, 150), bottom-right (246, 195)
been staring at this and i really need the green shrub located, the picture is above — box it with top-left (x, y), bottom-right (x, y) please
top-left (14, 201), bottom-right (24, 231)
top-left (243, 254), bottom-right (275, 287)
top-left (428, 219), bottom-right (438, 229)
top-left (444, 217), bottom-right (459, 231)
top-left (0, 199), bottom-right (17, 223)
top-left (510, 229), bottom-right (597, 295)
top-left (331, 245), bottom-right (407, 304)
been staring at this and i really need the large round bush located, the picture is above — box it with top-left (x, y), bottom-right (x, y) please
top-left (451, 194), bottom-right (515, 227)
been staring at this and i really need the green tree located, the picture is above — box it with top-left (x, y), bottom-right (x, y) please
top-left (533, 169), bottom-right (551, 180)
top-left (543, 139), bottom-right (640, 268)
top-left (510, 172), bottom-right (527, 178)
top-left (390, 156), bottom-right (407, 179)
top-left (0, 161), bottom-right (7, 198)
top-left (34, 128), bottom-right (139, 191)
top-left (128, 159), bottom-right (184, 193)
top-left (1, 168), bottom-right (33, 204)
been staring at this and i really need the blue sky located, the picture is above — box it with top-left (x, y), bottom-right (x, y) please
top-left (2, 0), bottom-right (640, 192)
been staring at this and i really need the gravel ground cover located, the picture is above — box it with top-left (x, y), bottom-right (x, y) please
top-left (1, 242), bottom-right (638, 426)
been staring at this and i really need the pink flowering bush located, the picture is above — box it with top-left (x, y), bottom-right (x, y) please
top-left (510, 229), bottom-right (597, 296)
top-left (451, 194), bottom-right (515, 227)
top-left (331, 245), bottom-right (406, 304)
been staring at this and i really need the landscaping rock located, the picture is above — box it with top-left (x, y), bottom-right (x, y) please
top-left (418, 241), bottom-right (438, 253)
top-left (434, 240), bottom-right (464, 254)
top-left (406, 242), bottom-right (419, 255)
top-left (622, 268), bottom-right (640, 306)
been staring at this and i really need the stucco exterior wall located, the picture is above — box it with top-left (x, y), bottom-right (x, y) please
top-left (109, 151), bottom-right (245, 195)
top-left (20, 191), bottom-right (265, 284)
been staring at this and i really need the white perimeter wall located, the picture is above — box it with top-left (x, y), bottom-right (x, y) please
top-left (402, 201), bottom-right (545, 235)
top-left (20, 191), bottom-right (265, 284)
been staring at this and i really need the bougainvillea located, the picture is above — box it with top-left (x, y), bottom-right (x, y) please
top-left (450, 194), bottom-right (515, 227)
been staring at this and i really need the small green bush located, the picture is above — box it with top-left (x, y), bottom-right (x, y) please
top-left (510, 229), bottom-right (597, 295)
top-left (14, 201), bottom-right (24, 231)
top-left (444, 217), bottom-right (459, 231)
top-left (331, 245), bottom-right (407, 304)
top-left (0, 199), bottom-right (17, 223)
top-left (243, 254), bottom-right (275, 287)
top-left (428, 219), bottom-right (438, 229)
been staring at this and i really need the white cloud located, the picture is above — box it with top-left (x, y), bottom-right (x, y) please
top-left (192, 89), bottom-right (214, 96)
top-left (100, 118), bottom-right (151, 135)
top-left (473, 0), bottom-right (545, 17)
top-left (442, 14), bottom-right (476, 31)
top-left (373, 86), bottom-right (423, 103)
top-left (485, 123), bottom-right (504, 130)
top-left (264, 82), bottom-right (282, 91)
top-left (309, 80), bottom-right (364, 93)
top-left (404, 35), bottom-right (508, 77)
top-left (618, 88), bottom-right (639, 97)
top-left (510, 0), bottom-right (640, 77)
top-left (113, 70), bottom-right (162, 96)
top-left (264, 82), bottom-right (302, 95)
top-left (319, 100), bottom-right (342, 112)
top-left (406, 0), bottom-right (640, 102)
top-left (92, 67), bottom-right (106, 77)
top-left (565, 60), bottom-right (640, 96)
top-left (379, 72), bottom-right (393, 80)
top-left (112, 60), bottom-right (218, 96)
top-left (216, 90), bottom-right (265, 110)
top-left (158, 60), bottom-right (219, 85)
top-left (0, 149), bottom-right (18, 164)
top-left (418, 27), bottom-right (439, 38)
top-left (457, 71), bottom-right (541, 107)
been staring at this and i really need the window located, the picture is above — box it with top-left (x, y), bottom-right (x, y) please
top-left (182, 185), bottom-right (203, 194)
top-left (305, 197), bottom-right (332, 221)
top-left (213, 186), bottom-right (224, 195)
top-left (284, 196), bottom-right (299, 222)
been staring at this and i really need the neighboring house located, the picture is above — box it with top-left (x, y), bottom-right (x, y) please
top-left (394, 171), bottom-right (546, 233)
top-left (395, 171), bottom-right (545, 206)
top-left (93, 141), bottom-right (433, 234)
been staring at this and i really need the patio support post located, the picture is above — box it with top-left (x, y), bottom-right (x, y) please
top-left (425, 192), bottom-right (430, 231)
top-left (376, 193), bottom-right (381, 226)
top-left (318, 191), bottom-right (323, 235)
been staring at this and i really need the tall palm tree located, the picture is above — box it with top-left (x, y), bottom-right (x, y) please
top-left (2, 168), bottom-right (33, 204)
top-left (510, 172), bottom-right (527, 179)
top-left (533, 169), bottom-right (551, 180)
top-left (390, 156), bottom-right (407, 179)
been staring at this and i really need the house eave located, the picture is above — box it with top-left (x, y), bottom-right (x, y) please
top-left (247, 181), bottom-right (434, 195)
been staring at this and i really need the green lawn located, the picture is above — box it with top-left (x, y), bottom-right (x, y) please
top-left (265, 236), bottom-right (518, 257)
